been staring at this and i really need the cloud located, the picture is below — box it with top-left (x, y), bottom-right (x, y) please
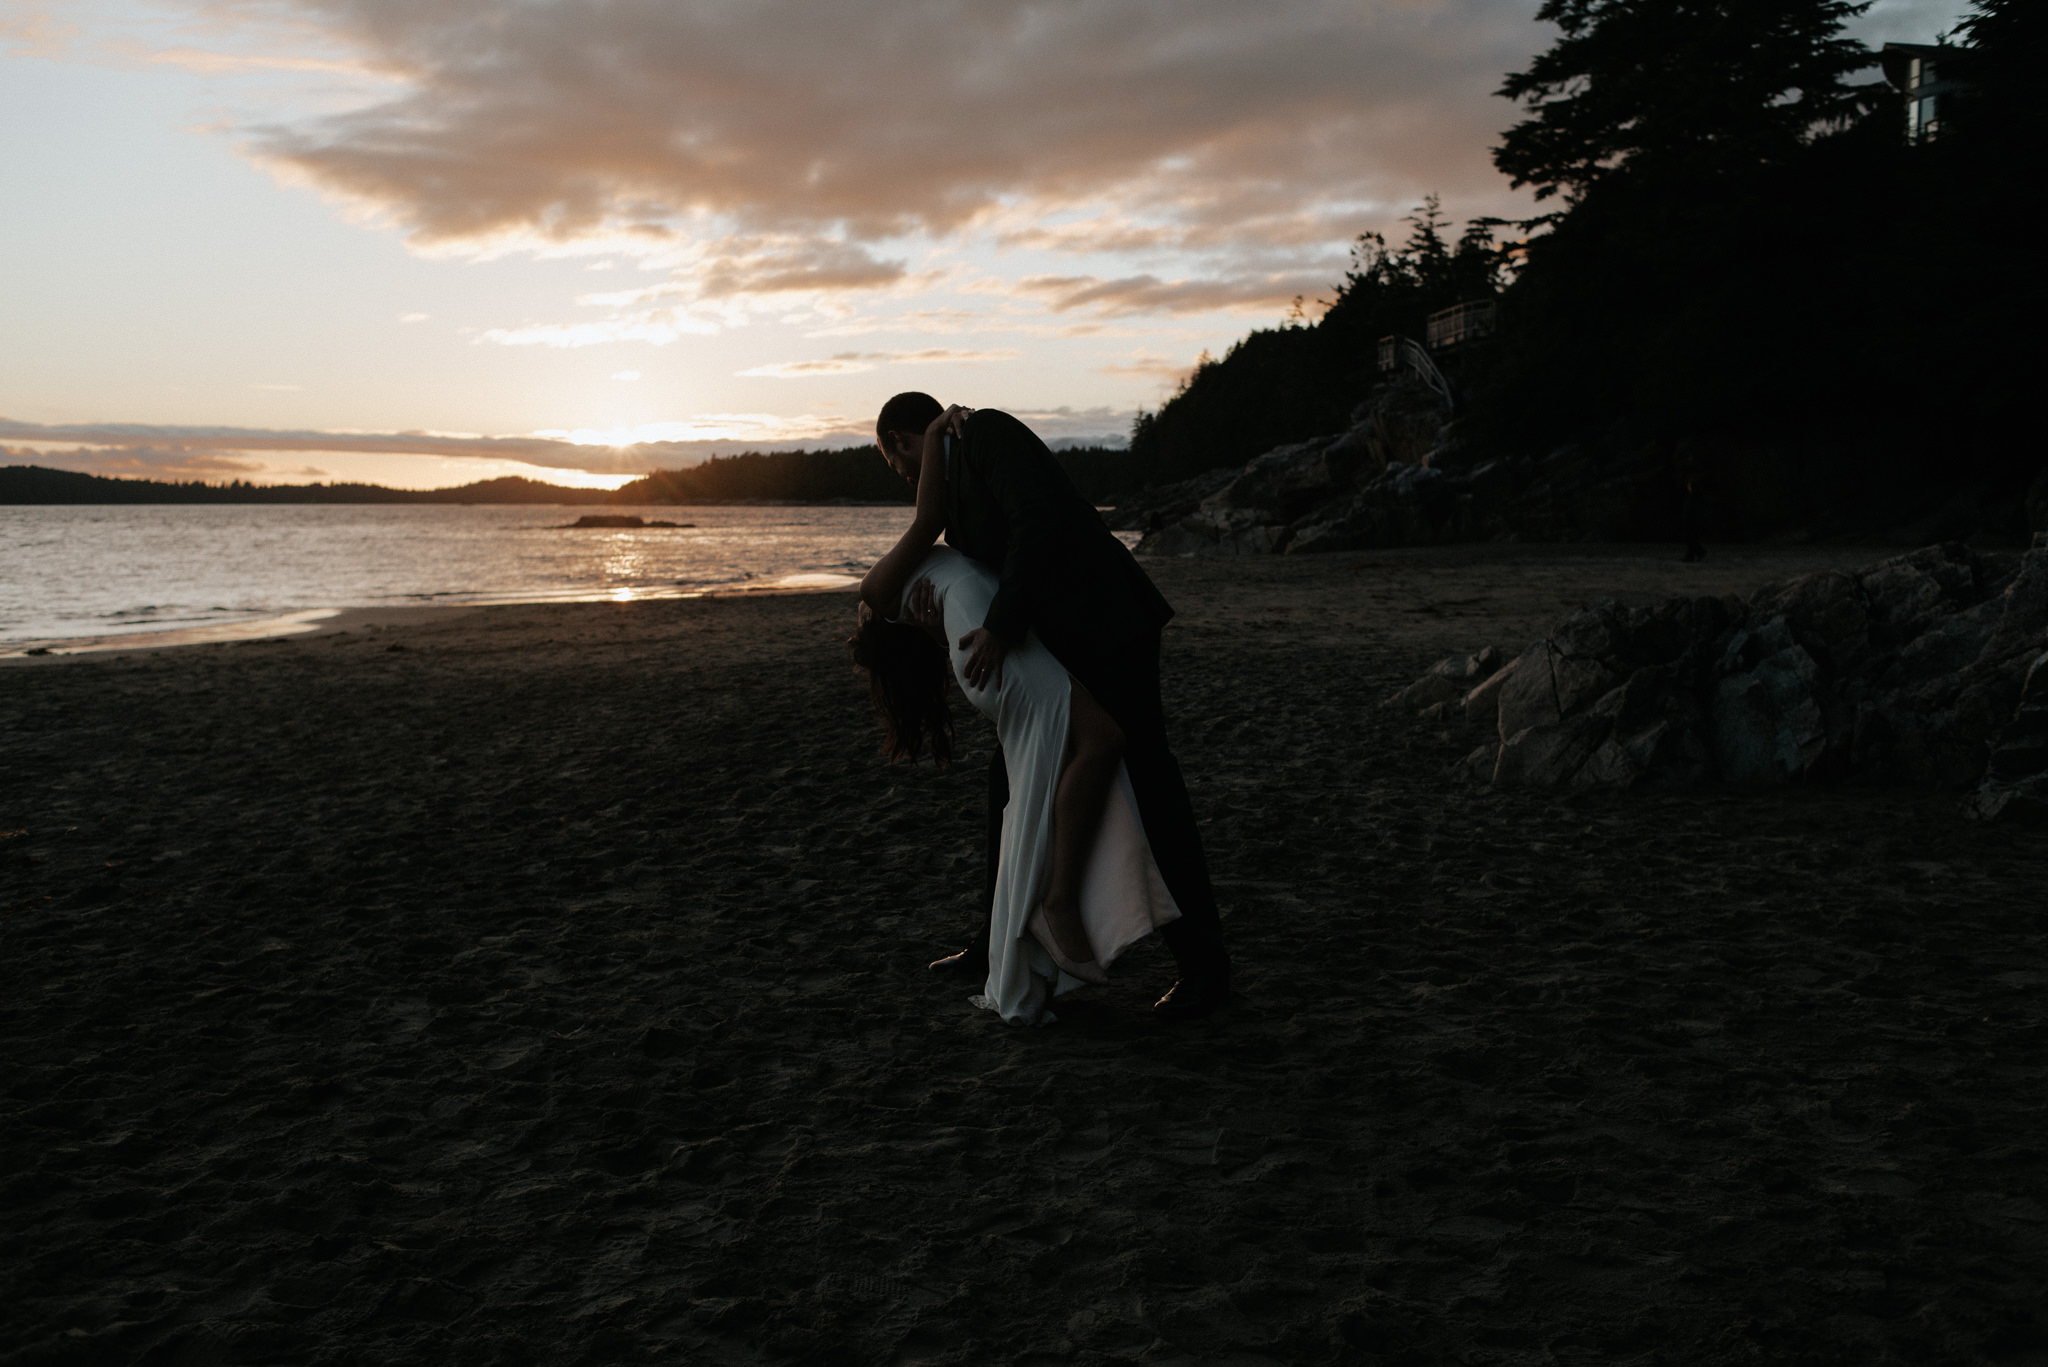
top-left (2, 415), bottom-right (624, 466)
top-left (469, 235), bottom-right (919, 345)
top-left (1001, 406), bottom-right (1135, 446)
top-left (145, 46), bottom-right (366, 76)
top-left (1, 2), bottom-right (80, 58)
top-left (478, 310), bottom-right (721, 349)
top-left (737, 347), bottom-right (1019, 378)
top-left (695, 239), bottom-right (906, 299)
top-left (739, 357), bottom-right (874, 379)
top-left (1096, 351), bottom-right (1198, 389)
top-left (1004, 271), bottom-right (1330, 317)
top-left (220, 0), bottom-right (1547, 308)
top-left (529, 415), bottom-right (868, 448)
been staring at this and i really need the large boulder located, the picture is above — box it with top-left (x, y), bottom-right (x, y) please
top-left (1968, 649), bottom-right (2048, 820)
top-left (1385, 647), bottom-right (1502, 714)
top-left (1396, 539), bottom-right (2048, 804)
top-left (1712, 619), bottom-right (1828, 785)
top-left (1140, 503), bottom-right (1292, 557)
top-left (1152, 432), bottom-right (1387, 555)
top-left (1214, 433), bottom-right (1378, 521)
top-left (1362, 378), bottom-right (1451, 470)
top-left (1494, 637), bottom-right (1619, 740)
top-left (1494, 713), bottom-right (1610, 787)
top-left (1284, 461), bottom-right (1485, 555)
top-left (1578, 677), bottom-right (1715, 791)
top-left (1129, 380), bottom-right (1450, 556)
top-left (1976, 533), bottom-right (2048, 668)
top-left (1102, 467), bottom-right (1239, 537)
top-left (1133, 431), bottom-right (1382, 556)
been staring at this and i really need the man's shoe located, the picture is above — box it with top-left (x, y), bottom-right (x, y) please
top-left (1153, 974), bottom-right (1230, 1022)
top-left (928, 948), bottom-right (989, 978)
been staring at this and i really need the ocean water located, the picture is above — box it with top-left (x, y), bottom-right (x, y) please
top-left (0, 503), bottom-right (924, 649)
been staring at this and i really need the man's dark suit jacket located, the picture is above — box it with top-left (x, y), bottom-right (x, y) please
top-left (943, 407), bottom-right (1170, 671)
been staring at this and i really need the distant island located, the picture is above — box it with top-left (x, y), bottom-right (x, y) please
top-left (0, 443), bottom-right (1145, 507)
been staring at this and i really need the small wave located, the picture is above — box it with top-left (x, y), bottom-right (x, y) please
top-left (98, 606), bottom-right (270, 631)
top-left (768, 571), bottom-right (859, 590)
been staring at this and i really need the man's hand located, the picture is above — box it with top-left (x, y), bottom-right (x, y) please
top-left (921, 404), bottom-right (974, 466)
top-left (908, 578), bottom-right (941, 630)
top-left (957, 627), bottom-right (1009, 692)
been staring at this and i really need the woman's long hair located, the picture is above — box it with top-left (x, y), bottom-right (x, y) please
top-left (848, 615), bottom-right (954, 767)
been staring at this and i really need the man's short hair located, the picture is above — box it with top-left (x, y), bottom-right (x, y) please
top-left (875, 392), bottom-right (943, 450)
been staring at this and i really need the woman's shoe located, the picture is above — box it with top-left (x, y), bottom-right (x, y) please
top-left (1029, 906), bottom-right (1108, 985)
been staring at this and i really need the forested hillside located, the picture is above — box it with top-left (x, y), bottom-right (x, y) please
top-left (1127, 0), bottom-right (2046, 541)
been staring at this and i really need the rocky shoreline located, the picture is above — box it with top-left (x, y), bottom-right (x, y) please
top-left (1111, 380), bottom-right (2048, 558)
top-left (1384, 537), bottom-right (2048, 819)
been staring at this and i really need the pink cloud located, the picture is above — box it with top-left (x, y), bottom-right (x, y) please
top-left (233, 0), bottom-right (1546, 275)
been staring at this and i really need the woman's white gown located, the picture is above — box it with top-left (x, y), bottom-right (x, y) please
top-left (899, 547), bottom-right (1180, 1025)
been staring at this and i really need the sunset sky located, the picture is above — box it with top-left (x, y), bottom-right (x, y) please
top-left (2, 0), bottom-right (1965, 489)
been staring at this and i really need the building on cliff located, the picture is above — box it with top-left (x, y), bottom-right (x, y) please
top-left (1880, 42), bottom-right (1965, 143)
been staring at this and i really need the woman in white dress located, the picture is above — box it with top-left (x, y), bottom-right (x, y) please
top-left (850, 410), bottom-right (1179, 1025)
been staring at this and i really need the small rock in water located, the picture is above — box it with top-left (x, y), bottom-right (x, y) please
top-left (563, 514), bottom-right (692, 529)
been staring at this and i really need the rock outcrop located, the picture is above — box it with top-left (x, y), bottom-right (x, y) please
top-left (1390, 537), bottom-right (2048, 818)
top-left (1111, 381), bottom-right (2047, 556)
top-left (1115, 378), bottom-right (1682, 556)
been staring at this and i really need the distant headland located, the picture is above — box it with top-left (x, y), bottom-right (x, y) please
top-left (1, 443), bottom-right (1142, 508)
top-left (0, 444), bottom-right (1155, 508)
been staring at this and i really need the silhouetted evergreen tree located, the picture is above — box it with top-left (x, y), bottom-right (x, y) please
top-left (1495, 0), bottom-right (1879, 210)
top-left (1469, 2), bottom-right (1883, 506)
top-left (1460, 0), bottom-right (2046, 538)
top-left (1948, 0), bottom-right (2047, 145)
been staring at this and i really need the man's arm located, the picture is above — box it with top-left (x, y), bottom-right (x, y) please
top-left (859, 406), bottom-right (966, 616)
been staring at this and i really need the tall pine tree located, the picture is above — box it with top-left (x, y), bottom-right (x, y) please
top-left (1494, 0), bottom-right (1878, 206)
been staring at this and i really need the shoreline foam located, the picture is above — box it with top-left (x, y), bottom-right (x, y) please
top-left (0, 572), bottom-right (863, 660)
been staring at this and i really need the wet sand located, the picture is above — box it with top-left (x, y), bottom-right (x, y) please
top-left (3, 544), bottom-right (2044, 1365)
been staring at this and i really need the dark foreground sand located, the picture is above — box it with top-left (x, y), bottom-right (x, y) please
top-left (3, 545), bottom-right (2045, 1366)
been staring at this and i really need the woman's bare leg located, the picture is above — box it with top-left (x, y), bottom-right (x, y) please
top-left (1040, 681), bottom-right (1124, 965)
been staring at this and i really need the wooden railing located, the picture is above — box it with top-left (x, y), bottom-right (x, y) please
top-left (1426, 300), bottom-right (1498, 351)
top-left (1376, 335), bottom-right (1456, 412)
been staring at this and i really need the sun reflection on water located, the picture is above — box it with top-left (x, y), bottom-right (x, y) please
top-left (1, 504), bottom-right (915, 646)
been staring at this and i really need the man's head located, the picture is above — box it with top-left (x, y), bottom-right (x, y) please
top-left (875, 391), bottom-right (944, 484)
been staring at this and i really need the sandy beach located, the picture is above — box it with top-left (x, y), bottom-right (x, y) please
top-left (4, 544), bottom-right (2045, 1365)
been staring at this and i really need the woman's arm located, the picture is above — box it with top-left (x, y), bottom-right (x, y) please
top-left (859, 405), bottom-right (965, 615)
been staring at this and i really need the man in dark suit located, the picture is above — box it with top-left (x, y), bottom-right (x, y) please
top-left (874, 391), bottom-right (1232, 1021)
